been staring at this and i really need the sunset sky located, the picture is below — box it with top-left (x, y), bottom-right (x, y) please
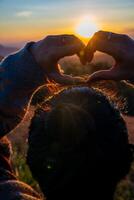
top-left (0, 0), bottom-right (134, 47)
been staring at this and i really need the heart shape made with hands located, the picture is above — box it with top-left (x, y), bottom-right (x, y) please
top-left (31, 32), bottom-right (134, 85)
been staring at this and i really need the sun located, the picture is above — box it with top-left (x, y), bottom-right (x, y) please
top-left (75, 17), bottom-right (99, 38)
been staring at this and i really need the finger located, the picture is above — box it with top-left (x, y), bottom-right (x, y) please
top-left (84, 31), bottom-right (124, 62)
top-left (63, 35), bottom-right (86, 64)
top-left (93, 31), bottom-right (130, 42)
top-left (87, 68), bottom-right (121, 83)
top-left (49, 72), bottom-right (86, 85)
top-left (82, 44), bottom-right (94, 64)
top-left (60, 34), bottom-right (83, 45)
top-left (50, 34), bottom-right (84, 47)
top-left (84, 31), bottom-right (110, 62)
top-left (45, 34), bottom-right (85, 62)
top-left (77, 49), bottom-right (88, 65)
top-left (54, 43), bottom-right (85, 60)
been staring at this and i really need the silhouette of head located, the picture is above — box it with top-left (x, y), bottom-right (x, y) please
top-left (27, 87), bottom-right (132, 200)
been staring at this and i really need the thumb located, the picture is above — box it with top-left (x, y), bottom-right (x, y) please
top-left (49, 72), bottom-right (86, 85)
top-left (87, 69), bottom-right (119, 83)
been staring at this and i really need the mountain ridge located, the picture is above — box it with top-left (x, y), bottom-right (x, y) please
top-left (0, 44), bottom-right (18, 57)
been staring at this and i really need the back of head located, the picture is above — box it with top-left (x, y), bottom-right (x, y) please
top-left (27, 87), bottom-right (132, 200)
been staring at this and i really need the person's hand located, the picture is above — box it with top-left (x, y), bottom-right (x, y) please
top-left (30, 34), bottom-right (86, 85)
top-left (83, 31), bottom-right (134, 82)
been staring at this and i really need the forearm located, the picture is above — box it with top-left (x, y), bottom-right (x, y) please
top-left (0, 43), bottom-right (46, 137)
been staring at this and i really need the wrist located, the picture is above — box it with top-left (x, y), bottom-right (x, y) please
top-left (29, 42), bottom-right (40, 66)
top-left (29, 42), bottom-right (36, 55)
top-left (3, 42), bottom-right (47, 93)
top-left (29, 41), bottom-right (49, 69)
top-left (28, 42), bottom-right (48, 81)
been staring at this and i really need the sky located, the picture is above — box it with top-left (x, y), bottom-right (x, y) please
top-left (0, 0), bottom-right (134, 46)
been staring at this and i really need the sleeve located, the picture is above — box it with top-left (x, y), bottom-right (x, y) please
top-left (0, 42), bottom-right (47, 138)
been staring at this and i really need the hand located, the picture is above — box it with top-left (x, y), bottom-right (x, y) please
top-left (30, 34), bottom-right (85, 85)
top-left (83, 31), bottom-right (134, 82)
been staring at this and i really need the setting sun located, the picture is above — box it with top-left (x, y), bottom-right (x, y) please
top-left (75, 17), bottom-right (99, 38)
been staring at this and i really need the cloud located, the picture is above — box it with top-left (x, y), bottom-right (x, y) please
top-left (16, 11), bottom-right (32, 17)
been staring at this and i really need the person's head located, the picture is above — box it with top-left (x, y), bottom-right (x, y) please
top-left (27, 87), bottom-right (132, 200)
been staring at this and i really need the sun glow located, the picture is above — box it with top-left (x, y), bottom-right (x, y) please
top-left (75, 17), bottom-right (99, 39)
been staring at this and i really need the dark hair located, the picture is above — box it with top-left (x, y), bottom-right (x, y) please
top-left (27, 87), bottom-right (132, 200)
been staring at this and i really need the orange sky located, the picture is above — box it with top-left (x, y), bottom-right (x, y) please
top-left (0, 0), bottom-right (134, 47)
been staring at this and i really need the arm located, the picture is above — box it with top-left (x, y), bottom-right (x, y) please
top-left (0, 35), bottom-right (85, 138)
top-left (0, 43), bottom-right (46, 137)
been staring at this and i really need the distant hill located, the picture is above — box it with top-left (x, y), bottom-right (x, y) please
top-left (0, 43), bottom-right (114, 64)
top-left (0, 44), bottom-right (18, 57)
top-left (60, 51), bottom-right (114, 66)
